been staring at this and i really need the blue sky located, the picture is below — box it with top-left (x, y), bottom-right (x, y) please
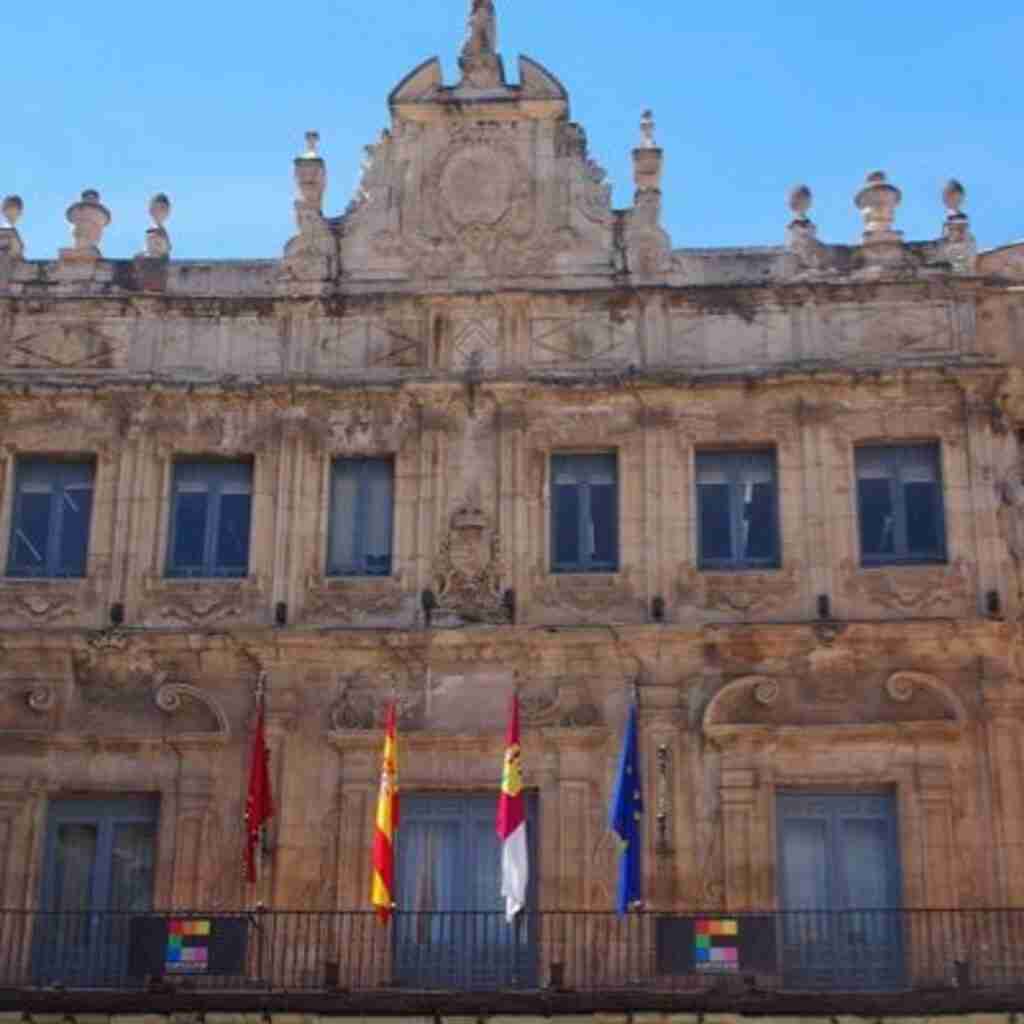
top-left (3, 1), bottom-right (1022, 260)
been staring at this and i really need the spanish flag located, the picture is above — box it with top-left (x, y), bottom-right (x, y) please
top-left (371, 703), bottom-right (399, 923)
top-left (496, 694), bottom-right (527, 921)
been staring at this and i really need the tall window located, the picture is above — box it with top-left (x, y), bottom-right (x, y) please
top-left (855, 444), bottom-right (946, 565)
top-left (696, 449), bottom-right (780, 570)
top-left (7, 458), bottom-right (94, 578)
top-left (166, 460), bottom-right (252, 578)
top-left (327, 457), bottom-right (394, 576)
top-left (551, 453), bottom-right (618, 573)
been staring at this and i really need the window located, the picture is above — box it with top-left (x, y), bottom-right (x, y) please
top-left (696, 449), bottom-right (779, 570)
top-left (166, 460), bottom-right (252, 578)
top-left (395, 793), bottom-right (537, 989)
top-left (327, 457), bottom-right (394, 576)
top-left (34, 796), bottom-right (158, 986)
top-left (855, 444), bottom-right (946, 565)
top-left (7, 458), bottom-right (94, 578)
top-left (551, 453), bottom-right (618, 573)
top-left (776, 792), bottom-right (902, 990)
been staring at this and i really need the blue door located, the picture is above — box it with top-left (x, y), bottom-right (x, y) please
top-left (776, 792), bottom-right (903, 990)
top-left (34, 796), bottom-right (159, 986)
top-left (394, 793), bottom-right (537, 989)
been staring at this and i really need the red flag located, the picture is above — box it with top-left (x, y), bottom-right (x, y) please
top-left (496, 694), bottom-right (527, 921)
top-left (244, 694), bottom-right (274, 885)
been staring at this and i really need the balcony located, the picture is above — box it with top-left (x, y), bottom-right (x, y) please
top-left (2, 909), bottom-right (1024, 1014)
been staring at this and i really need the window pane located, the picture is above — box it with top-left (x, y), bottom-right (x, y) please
top-left (699, 483), bottom-right (732, 563)
top-left (839, 818), bottom-right (890, 910)
top-left (171, 492), bottom-right (208, 572)
top-left (216, 492), bottom-right (251, 573)
top-left (589, 481), bottom-right (617, 567)
top-left (107, 824), bottom-right (156, 912)
top-left (780, 818), bottom-right (829, 911)
top-left (362, 462), bottom-right (394, 575)
top-left (858, 478), bottom-right (895, 558)
top-left (9, 490), bottom-right (52, 574)
top-left (52, 824), bottom-right (98, 913)
top-left (553, 482), bottom-right (580, 567)
top-left (905, 481), bottom-right (942, 557)
top-left (57, 485), bottom-right (93, 577)
top-left (743, 481), bottom-right (777, 562)
top-left (328, 462), bottom-right (360, 572)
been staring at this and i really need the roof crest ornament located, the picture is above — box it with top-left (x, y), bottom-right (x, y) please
top-left (458, 0), bottom-right (504, 88)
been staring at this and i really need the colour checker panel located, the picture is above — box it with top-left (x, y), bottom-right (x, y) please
top-left (694, 917), bottom-right (740, 972)
top-left (165, 918), bottom-right (212, 974)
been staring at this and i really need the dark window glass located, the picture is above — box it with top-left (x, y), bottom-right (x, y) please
top-left (855, 444), bottom-right (945, 565)
top-left (327, 458), bottom-right (394, 576)
top-left (166, 461), bottom-right (252, 578)
top-left (696, 450), bottom-right (780, 570)
top-left (7, 459), bottom-right (94, 578)
top-left (550, 453), bottom-right (618, 573)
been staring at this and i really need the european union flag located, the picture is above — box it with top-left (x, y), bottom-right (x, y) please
top-left (609, 700), bottom-right (643, 915)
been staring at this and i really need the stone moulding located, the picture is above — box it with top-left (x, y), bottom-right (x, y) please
top-left (703, 672), bottom-right (966, 750)
top-left (154, 681), bottom-right (231, 747)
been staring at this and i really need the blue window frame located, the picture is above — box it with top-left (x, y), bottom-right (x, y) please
top-left (855, 443), bottom-right (946, 566)
top-left (7, 458), bottom-right (94, 578)
top-left (551, 453), bottom-right (619, 573)
top-left (327, 457), bottom-right (394, 576)
top-left (166, 460), bottom-right (252, 578)
top-left (696, 449), bottom-right (780, 570)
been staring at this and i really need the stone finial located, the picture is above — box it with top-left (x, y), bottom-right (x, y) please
top-left (940, 178), bottom-right (976, 273)
top-left (63, 189), bottom-right (111, 257)
top-left (143, 193), bottom-right (172, 258)
top-left (854, 171), bottom-right (902, 240)
top-left (462, 0), bottom-right (497, 58)
top-left (788, 184), bottom-right (813, 223)
top-left (301, 131), bottom-right (320, 159)
top-left (639, 109), bottom-right (656, 149)
top-left (943, 178), bottom-right (966, 221)
top-left (2, 195), bottom-right (23, 228)
top-left (294, 130), bottom-right (327, 219)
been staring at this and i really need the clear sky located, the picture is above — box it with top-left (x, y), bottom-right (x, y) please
top-left (3, 1), bottom-right (1022, 260)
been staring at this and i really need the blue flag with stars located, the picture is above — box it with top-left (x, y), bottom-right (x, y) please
top-left (609, 699), bottom-right (643, 915)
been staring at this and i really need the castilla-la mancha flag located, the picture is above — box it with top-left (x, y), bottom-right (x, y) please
top-left (496, 694), bottom-right (527, 922)
top-left (371, 703), bottom-right (400, 923)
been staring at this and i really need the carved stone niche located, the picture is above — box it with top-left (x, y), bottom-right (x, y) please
top-left (703, 671), bottom-right (965, 750)
top-left (432, 499), bottom-right (508, 625)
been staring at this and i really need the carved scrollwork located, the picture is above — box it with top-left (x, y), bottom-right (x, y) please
top-left (753, 680), bottom-right (780, 706)
top-left (153, 682), bottom-right (231, 745)
top-left (519, 681), bottom-right (601, 729)
top-left (26, 684), bottom-right (56, 713)
top-left (328, 672), bottom-right (424, 733)
top-left (841, 558), bottom-right (973, 615)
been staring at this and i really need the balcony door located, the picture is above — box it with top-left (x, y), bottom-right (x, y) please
top-left (34, 796), bottom-right (158, 986)
top-left (777, 792), bottom-right (903, 990)
top-left (394, 792), bottom-right (537, 989)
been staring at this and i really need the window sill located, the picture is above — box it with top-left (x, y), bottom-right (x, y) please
top-left (698, 564), bottom-right (783, 574)
top-left (858, 558), bottom-right (949, 570)
top-left (549, 568), bottom-right (620, 577)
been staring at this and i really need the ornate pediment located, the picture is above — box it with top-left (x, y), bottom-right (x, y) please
top-left (703, 670), bottom-right (965, 748)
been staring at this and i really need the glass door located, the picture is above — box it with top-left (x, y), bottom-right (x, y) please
top-left (34, 796), bottom-right (158, 986)
top-left (394, 793), bottom-right (537, 989)
top-left (777, 792), bottom-right (903, 990)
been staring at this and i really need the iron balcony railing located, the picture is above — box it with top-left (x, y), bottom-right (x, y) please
top-left (1, 908), bottom-right (1023, 994)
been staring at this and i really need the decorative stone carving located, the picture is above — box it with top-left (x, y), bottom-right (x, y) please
top-left (282, 131), bottom-right (337, 285)
top-left (328, 671), bottom-right (424, 733)
top-left (785, 184), bottom-right (830, 273)
top-left (0, 195), bottom-right (24, 260)
top-left (140, 193), bottom-right (172, 258)
top-left (26, 683), bottom-right (57, 713)
top-left (61, 189), bottom-right (111, 260)
top-left (997, 468), bottom-right (1024, 601)
top-left (841, 557), bottom-right (973, 615)
top-left (855, 171), bottom-right (902, 240)
top-left (142, 574), bottom-right (266, 627)
top-left (154, 682), bottom-right (231, 745)
top-left (939, 179), bottom-right (977, 273)
top-left (306, 575), bottom-right (406, 624)
top-left (519, 679), bottom-right (601, 728)
top-left (432, 496), bottom-right (507, 624)
top-left (458, 0), bottom-right (503, 87)
top-left (532, 570), bottom-right (637, 620)
top-left (676, 566), bottom-right (799, 617)
top-left (0, 581), bottom-right (95, 624)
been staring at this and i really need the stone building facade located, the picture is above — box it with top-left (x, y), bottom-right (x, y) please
top-left (3, 0), bottom-right (1024, 999)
